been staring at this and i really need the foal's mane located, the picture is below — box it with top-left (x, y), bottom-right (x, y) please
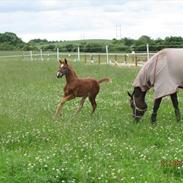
top-left (67, 64), bottom-right (78, 78)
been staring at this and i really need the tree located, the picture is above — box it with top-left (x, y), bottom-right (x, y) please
top-left (41, 44), bottom-right (56, 51)
top-left (0, 32), bottom-right (25, 50)
top-left (163, 36), bottom-right (183, 48)
top-left (22, 44), bottom-right (38, 51)
top-left (133, 35), bottom-right (153, 51)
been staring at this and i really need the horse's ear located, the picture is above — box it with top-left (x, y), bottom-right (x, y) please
top-left (127, 91), bottom-right (133, 98)
top-left (64, 58), bottom-right (68, 64)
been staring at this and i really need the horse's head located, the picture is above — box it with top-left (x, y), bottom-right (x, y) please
top-left (128, 87), bottom-right (147, 121)
top-left (56, 59), bottom-right (69, 78)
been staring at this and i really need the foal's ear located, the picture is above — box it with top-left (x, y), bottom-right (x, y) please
top-left (127, 91), bottom-right (133, 98)
top-left (59, 59), bottom-right (63, 64)
top-left (64, 58), bottom-right (68, 64)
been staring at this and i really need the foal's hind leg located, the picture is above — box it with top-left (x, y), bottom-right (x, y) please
top-left (151, 97), bottom-right (162, 123)
top-left (170, 93), bottom-right (181, 122)
top-left (89, 96), bottom-right (97, 114)
top-left (76, 97), bottom-right (87, 114)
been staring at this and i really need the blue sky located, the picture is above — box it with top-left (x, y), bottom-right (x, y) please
top-left (1, 0), bottom-right (183, 42)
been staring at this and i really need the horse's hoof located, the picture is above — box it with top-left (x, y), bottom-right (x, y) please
top-left (151, 113), bottom-right (157, 123)
top-left (175, 109), bottom-right (181, 122)
top-left (151, 117), bottom-right (157, 125)
top-left (135, 118), bottom-right (140, 122)
top-left (151, 121), bottom-right (157, 127)
top-left (176, 117), bottom-right (181, 122)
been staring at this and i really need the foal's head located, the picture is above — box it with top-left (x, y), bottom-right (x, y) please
top-left (56, 59), bottom-right (69, 78)
top-left (128, 87), bottom-right (147, 121)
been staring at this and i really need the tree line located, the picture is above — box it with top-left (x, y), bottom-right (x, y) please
top-left (1, 32), bottom-right (183, 52)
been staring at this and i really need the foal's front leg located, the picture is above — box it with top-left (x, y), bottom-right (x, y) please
top-left (54, 95), bottom-right (74, 119)
top-left (170, 93), bottom-right (181, 122)
top-left (151, 97), bottom-right (162, 123)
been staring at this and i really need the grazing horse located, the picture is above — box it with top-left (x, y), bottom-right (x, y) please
top-left (54, 59), bottom-right (111, 118)
top-left (128, 48), bottom-right (183, 123)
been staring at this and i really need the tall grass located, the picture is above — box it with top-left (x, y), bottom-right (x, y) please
top-left (0, 59), bottom-right (183, 182)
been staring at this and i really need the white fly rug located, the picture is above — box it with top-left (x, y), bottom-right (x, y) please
top-left (133, 48), bottom-right (183, 99)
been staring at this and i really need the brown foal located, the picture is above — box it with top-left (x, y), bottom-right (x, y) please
top-left (54, 59), bottom-right (111, 118)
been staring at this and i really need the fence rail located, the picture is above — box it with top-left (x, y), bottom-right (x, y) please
top-left (0, 48), bottom-right (156, 66)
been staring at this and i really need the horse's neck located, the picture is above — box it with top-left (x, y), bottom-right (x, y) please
top-left (65, 69), bottom-right (78, 83)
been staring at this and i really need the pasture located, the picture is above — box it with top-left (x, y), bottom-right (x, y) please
top-left (0, 59), bottom-right (183, 183)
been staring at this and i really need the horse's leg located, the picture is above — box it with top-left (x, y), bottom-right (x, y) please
top-left (170, 93), bottom-right (181, 122)
top-left (76, 96), bottom-right (87, 114)
top-left (151, 97), bottom-right (162, 123)
top-left (89, 96), bottom-right (97, 114)
top-left (54, 95), bottom-right (74, 119)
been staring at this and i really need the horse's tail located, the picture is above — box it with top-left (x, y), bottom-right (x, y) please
top-left (98, 77), bottom-right (112, 84)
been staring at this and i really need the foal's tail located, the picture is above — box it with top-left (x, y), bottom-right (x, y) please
top-left (98, 77), bottom-right (112, 84)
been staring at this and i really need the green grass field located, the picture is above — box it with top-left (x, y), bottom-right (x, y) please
top-left (1, 59), bottom-right (183, 183)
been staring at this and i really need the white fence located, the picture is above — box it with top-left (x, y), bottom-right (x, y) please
top-left (0, 44), bottom-right (154, 66)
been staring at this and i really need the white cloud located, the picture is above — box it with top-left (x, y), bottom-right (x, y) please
top-left (1, 0), bottom-right (183, 41)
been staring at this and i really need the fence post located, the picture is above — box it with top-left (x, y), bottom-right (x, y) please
top-left (98, 54), bottom-right (101, 64)
top-left (22, 51), bottom-right (25, 60)
top-left (40, 49), bottom-right (43, 61)
top-left (146, 44), bottom-right (150, 60)
top-left (57, 48), bottom-right (59, 61)
top-left (84, 54), bottom-right (87, 64)
top-left (30, 51), bottom-right (33, 61)
top-left (47, 53), bottom-right (50, 61)
top-left (135, 56), bottom-right (138, 66)
top-left (115, 55), bottom-right (117, 62)
top-left (77, 46), bottom-right (80, 61)
top-left (124, 54), bottom-right (127, 63)
top-left (132, 51), bottom-right (137, 66)
top-left (106, 45), bottom-right (109, 64)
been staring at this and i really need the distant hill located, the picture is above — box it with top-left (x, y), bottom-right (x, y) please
top-left (28, 39), bottom-right (113, 52)
top-left (1, 32), bottom-right (183, 52)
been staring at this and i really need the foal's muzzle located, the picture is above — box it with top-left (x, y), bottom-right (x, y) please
top-left (56, 69), bottom-right (68, 78)
top-left (56, 71), bottom-right (63, 78)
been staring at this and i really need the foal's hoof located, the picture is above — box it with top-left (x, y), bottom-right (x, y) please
top-left (175, 109), bottom-right (181, 122)
top-left (52, 115), bottom-right (57, 121)
top-left (52, 114), bottom-right (60, 121)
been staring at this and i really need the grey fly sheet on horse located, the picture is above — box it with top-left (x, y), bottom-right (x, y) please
top-left (133, 49), bottom-right (183, 99)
